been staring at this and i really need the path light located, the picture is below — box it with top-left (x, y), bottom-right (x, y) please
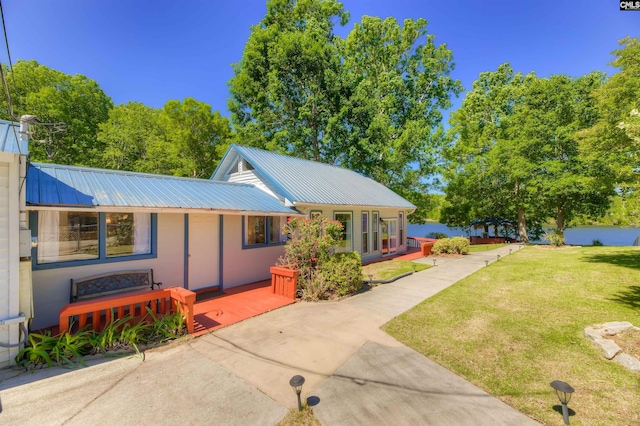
top-left (368, 274), bottom-right (373, 285)
top-left (485, 260), bottom-right (489, 266)
top-left (412, 264), bottom-right (417, 272)
top-left (496, 254), bottom-right (500, 261)
top-left (509, 248), bottom-right (512, 254)
top-left (550, 380), bottom-right (574, 425)
top-left (432, 259), bottom-right (437, 266)
top-left (290, 375), bottom-right (305, 412)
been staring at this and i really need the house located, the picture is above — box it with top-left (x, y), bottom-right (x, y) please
top-left (0, 119), bottom-right (30, 368)
top-left (3, 118), bottom-right (412, 334)
top-left (211, 144), bottom-right (416, 261)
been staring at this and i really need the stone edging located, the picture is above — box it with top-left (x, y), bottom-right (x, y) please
top-left (584, 321), bottom-right (640, 372)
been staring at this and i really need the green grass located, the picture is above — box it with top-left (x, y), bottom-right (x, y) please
top-left (468, 243), bottom-right (511, 252)
top-left (362, 260), bottom-right (430, 280)
top-left (384, 246), bottom-right (640, 426)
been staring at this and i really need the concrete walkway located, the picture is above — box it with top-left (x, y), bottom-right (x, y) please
top-left (0, 245), bottom-right (537, 425)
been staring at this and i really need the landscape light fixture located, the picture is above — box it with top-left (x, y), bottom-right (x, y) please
top-left (485, 260), bottom-right (489, 266)
top-left (509, 248), bottom-right (512, 254)
top-left (412, 264), bottom-right (417, 272)
top-left (368, 274), bottom-right (373, 285)
top-left (496, 254), bottom-right (500, 261)
top-left (432, 258), bottom-right (436, 266)
top-left (289, 375), bottom-right (305, 412)
top-left (550, 380), bottom-right (574, 425)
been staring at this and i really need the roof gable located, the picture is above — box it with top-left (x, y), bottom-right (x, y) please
top-left (212, 145), bottom-right (415, 209)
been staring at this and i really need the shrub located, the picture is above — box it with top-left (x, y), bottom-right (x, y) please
top-left (278, 215), bottom-right (362, 300)
top-left (592, 239), bottom-right (603, 246)
top-left (318, 252), bottom-right (363, 297)
top-left (544, 230), bottom-right (565, 246)
top-left (451, 236), bottom-right (470, 254)
top-left (432, 237), bottom-right (470, 255)
top-left (426, 232), bottom-right (448, 239)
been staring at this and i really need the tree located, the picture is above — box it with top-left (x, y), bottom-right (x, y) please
top-left (161, 98), bottom-right (232, 178)
top-left (98, 102), bottom-right (164, 171)
top-left (443, 65), bottom-right (613, 242)
top-left (228, 0), bottom-right (348, 159)
top-left (99, 98), bottom-right (232, 178)
top-left (515, 73), bottom-right (613, 238)
top-left (0, 60), bottom-right (113, 166)
top-left (334, 16), bottom-right (462, 222)
top-left (442, 64), bottom-right (540, 242)
top-left (229, 0), bottom-right (462, 221)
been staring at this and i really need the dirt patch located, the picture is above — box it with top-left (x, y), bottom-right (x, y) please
top-left (611, 329), bottom-right (640, 361)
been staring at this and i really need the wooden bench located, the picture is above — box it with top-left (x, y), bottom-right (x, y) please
top-left (70, 269), bottom-right (162, 303)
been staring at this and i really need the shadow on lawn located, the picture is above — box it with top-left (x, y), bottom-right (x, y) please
top-left (609, 285), bottom-right (640, 310)
top-left (582, 250), bottom-right (640, 271)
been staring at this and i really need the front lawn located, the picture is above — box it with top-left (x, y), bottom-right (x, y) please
top-left (384, 246), bottom-right (640, 425)
top-left (362, 260), bottom-right (429, 281)
top-left (468, 243), bottom-right (510, 252)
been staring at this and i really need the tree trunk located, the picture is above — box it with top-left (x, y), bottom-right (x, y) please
top-left (557, 205), bottom-right (564, 237)
top-left (517, 207), bottom-right (529, 243)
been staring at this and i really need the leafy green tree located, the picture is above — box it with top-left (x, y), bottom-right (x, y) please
top-left (0, 60), bottom-right (112, 166)
top-left (228, 0), bottom-right (348, 159)
top-left (98, 98), bottom-right (231, 178)
top-left (229, 0), bottom-right (461, 222)
top-left (443, 65), bottom-right (613, 242)
top-left (442, 64), bottom-right (540, 242)
top-left (515, 73), bottom-right (613, 238)
top-left (98, 102), bottom-right (164, 171)
top-left (334, 16), bottom-right (462, 223)
top-left (161, 98), bottom-right (232, 178)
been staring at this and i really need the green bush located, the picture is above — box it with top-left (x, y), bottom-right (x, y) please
top-left (592, 239), bottom-right (603, 246)
top-left (278, 215), bottom-right (363, 300)
top-left (451, 236), bottom-right (470, 254)
top-left (318, 252), bottom-right (363, 297)
top-left (426, 232), bottom-right (448, 239)
top-left (432, 237), bottom-right (470, 255)
top-left (544, 230), bottom-right (565, 246)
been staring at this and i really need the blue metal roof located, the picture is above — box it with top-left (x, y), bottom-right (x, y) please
top-left (27, 162), bottom-right (298, 214)
top-left (0, 119), bottom-right (27, 155)
top-left (212, 145), bottom-right (415, 209)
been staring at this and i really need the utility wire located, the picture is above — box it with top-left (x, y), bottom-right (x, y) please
top-left (0, 0), bottom-right (17, 95)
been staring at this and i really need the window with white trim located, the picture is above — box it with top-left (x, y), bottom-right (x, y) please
top-left (372, 212), bottom-right (379, 251)
top-left (334, 212), bottom-right (353, 252)
top-left (362, 212), bottom-right (369, 254)
top-left (399, 212), bottom-right (404, 246)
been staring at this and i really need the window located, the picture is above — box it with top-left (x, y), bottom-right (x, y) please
top-left (372, 212), bottom-right (379, 251)
top-left (334, 212), bottom-right (353, 252)
top-left (399, 212), bottom-right (404, 246)
top-left (362, 212), bottom-right (369, 254)
top-left (106, 213), bottom-right (151, 257)
top-left (38, 211), bottom-right (99, 264)
top-left (34, 211), bottom-right (155, 268)
top-left (245, 215), bottom-right (285, 247)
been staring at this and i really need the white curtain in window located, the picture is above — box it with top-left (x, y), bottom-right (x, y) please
top-left (133, 213), bottom-right (151, 254)
top-left (38, 210), bottom-right (60, 263)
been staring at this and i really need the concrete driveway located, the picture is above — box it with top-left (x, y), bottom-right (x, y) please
top-left (0, 245), bottom-right (538, 425)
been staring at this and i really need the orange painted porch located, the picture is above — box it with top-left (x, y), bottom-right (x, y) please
top-left (193, 280), bottom-right (295, 336)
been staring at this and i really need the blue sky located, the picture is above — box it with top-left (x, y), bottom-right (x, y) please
top-left (2, 0), bottom-right (638, 120)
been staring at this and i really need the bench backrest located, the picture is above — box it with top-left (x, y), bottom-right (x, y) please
top-left (71, 269), bottom-right (155, 302)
